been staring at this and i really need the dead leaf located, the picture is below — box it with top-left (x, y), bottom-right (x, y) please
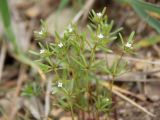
top-left (145, 82), bottom-right (160, 102)
top-left (25, 6), bottom-right (40, 18)
top-left (46, 8), bottom-right (76, 36)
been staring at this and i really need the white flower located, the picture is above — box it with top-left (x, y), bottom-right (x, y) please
top-left (68, 27), bottom-right (73, 33)
top-left (97, 12), bottom-right (102, 17)
top-left (40, 49), bottom-right (45, 54)
top-left (106, 98), bottom-right (110, 102)
top-left (58, 82), bottom-right (63, 88)
top-left (125, 42), bottom-right (132, 48)
top-left (58, 42), bottom-right (63, 48)
top-left (64, 26), bottom-right (73, 34)
top-left (38, 30), bottom-right (43, 35)
top-left (97, 33), bottom-right (104, 39)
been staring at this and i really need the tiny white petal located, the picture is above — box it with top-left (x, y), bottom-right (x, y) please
top-left (66, 25), bottom-right (74, 33)
top-left (97, 33), bottom-right (104, 39)
top-left (125, 42), bottom-right (132, 48)
top-left (106, 98), bottom-right (110, 102)
top-left (39, 30), bottom-right (43, 35)
top-left (97, 12), bottom-right (102, 17)
top-left (68, 27), bottom-right (73, 33)
top-left (40, 49), bottom-right (45, 54)
top-left (58, 42), bottom-right (63, 48)
top-left (58, 82), bottom-right (63, 88)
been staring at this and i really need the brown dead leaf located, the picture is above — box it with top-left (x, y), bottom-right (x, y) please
top-left (15, 0), bottom-right (33, 10)
top-left (145, 82), bottom-right (160, 102)
top-left (51, 108), bottom-right (63, 117)
top-left (60, 116), bottom-right (78, 120)
top-left (135, 62), bottom-right (147, 70)
top-left (46, 8), bottom-right (76, 36)
top-left (25, 6), bottom-right (40, 18)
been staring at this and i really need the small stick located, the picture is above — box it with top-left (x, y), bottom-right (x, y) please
top-left (44, 77), bottom-right (52, 120)
top-left (9, 65), bottom-right (26, 120)
top-left (101, 81), bottom-right (155, 117)
top-left (96, 53), bottom-right (160, 66)
top-left (81, 0), bottom-right (96, 24)
top-left (0, 42), bottom-right (6, 82)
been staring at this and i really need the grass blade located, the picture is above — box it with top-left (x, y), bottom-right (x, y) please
top-left (0, 0), bottom-right (20, 53)
top-left (58, 0), bottom-right (69, 12)
top-left (131, 3), bottom-right (160, 33)
top-left (0, 0), bottom-right (45, 81)
top-left (133, 0), bottom-right (160, 15)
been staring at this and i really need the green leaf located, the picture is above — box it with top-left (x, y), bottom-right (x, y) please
top-left (58, 0), bottom-right (69, 12)
top-left (131, 3), bottom-right (160, 33)
top-left (116, 0), bottom-right (160, 33)
top-left (71, 56), bottom-right (85, 68)
top-left (37, 62), bottom-right (52, 73)
top-left (0, 0), bottom-right (20, 53)
top-left (0, 0), bottom-right (45, 80)
top-left (128, 31), bottom-right (135, 43)
top-left (135, 35), bottom-right (160, 49)
top-left (21, 82), bottom-right (41, 97)
top-left (0, 0), bottom-right (10, 27)
top-left (119, 33), bottom-right (124, 45)
top-left (29, 50), bottom-right (39, 56)
top-left (132, 0), bottom-right (160, 15)
top-left (80, 53), bottom-right (87, 66)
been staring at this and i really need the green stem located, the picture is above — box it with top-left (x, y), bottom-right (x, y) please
top-left (88, 42), bottom-right (97, 68)
top-left (111, 52), bottom-right (124, 91)
top-left (115, 52), bottom-right (124, 72)
top-left (114, 52), bottom-right (124, 77)
top-left (70, 104), bottom-right (74, 120)
top-left (96, 111), bottom-right (99, 120)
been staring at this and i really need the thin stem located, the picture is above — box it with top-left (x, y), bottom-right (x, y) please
top-left (96, 111), bottom-right (99, 120)
top-left (96, 77), bottom-right (99, 96)
top-left (105, 113), bottom-right (109, 120)
top-left (113, 52), bottom-right (124, 77)
top-left (111, 52), bottom-right (124, 90)
top-left (85, 39), bottom-right (92, 49)
top-left (88, 42), bottom-right (97, 68)
top-left (86, 42), bottom-right (98, 120)
top-left (85, 71), bottom-right (90, 119)
top-left (109, 52), bottom-right (124, 101)
top-left (110, 75), bottom-right (115, 91)
top-left (70, 104), bottom-right (74, 120)
top-left (54, 68), bottom-right (59, 78)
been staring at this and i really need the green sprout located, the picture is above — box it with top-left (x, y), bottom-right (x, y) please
top-left (34, 20), bottom-right (49, 41)
top-left (32, 7), bottom-right (135, 119)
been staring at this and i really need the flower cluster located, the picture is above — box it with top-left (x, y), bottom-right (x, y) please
top-left (58, 42), bottom-right (63, 48)
top-left (125, 42), bottom-right (132, 48)
top-left (58, 82), bottom-right (63, 87)
top-left (34, 21), bottom-right (48, 40)
top-left (97, 12), bottom-right (103, 17)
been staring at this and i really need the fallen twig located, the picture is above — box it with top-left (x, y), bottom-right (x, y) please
top-left (96, 53), bottom-right (160, 66)
top-left (72, 0), bottom-right (96, 24)
top-left (0, 42), bottom-right (7, 82)
top-left (100, 81), bottom-right (155, 117)
top-left (44, 77), bottom-right (52, 120)
top-left (9, 65), bottom-right (26, 120)
top-left (100, 75), bottom-right (160, 82)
